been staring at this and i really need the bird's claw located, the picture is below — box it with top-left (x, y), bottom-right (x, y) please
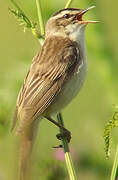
top-left (56, 130), bottom-right (71, 143)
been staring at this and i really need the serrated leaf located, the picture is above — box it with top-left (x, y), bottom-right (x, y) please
top-left (9, 5), bottom-right (37, 31)
top-left (104, 106), bottom-right (118, 159)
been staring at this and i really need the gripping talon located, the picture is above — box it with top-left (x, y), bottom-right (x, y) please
top-left (56, 130), bottom-right (71, 143)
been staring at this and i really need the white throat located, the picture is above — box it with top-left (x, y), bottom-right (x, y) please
top-left (67, 24), bottom-right (86, 47)
top-left (66, 24), bottom-right (87, 61)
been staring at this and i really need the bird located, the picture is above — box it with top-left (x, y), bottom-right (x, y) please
top-left (12, 6), bottom-right (97, 180)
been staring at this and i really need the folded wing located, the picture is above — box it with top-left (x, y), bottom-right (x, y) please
top-left (12, 36), bottom-right (80, 133)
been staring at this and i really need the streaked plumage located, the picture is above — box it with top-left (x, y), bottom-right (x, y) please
top-left (12, 7), bottom-right (97, 180)
top-left (12, 6), bottom-right (98, 133)
top-left (12, 36), bottom-right (85, 134)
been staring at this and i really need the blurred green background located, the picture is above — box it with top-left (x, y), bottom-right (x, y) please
top-left (0, 0), bottom-right (118, 179)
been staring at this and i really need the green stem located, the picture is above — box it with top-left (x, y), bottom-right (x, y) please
top-left (35, 0), bottom-right (45, 36)
top-left (57, 113), bottom-right (69, 153)
top-left (110, 145), bottom-right (118, 180)
top-left (57, 113), bottom-right (77, 180)
top-left (65, 0), bottom-right (73, 8)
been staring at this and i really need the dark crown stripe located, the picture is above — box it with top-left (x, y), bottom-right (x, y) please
top-left (52, 8), bottom-right (81, 17)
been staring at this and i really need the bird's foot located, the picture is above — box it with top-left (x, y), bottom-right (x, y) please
top-left (56, 130), bottom-right (71, 143)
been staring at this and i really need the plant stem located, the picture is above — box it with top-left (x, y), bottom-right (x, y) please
top-left (31, 28), bottom-right (44, 45)
top-left (57, 113), bottom-right (77, 180)
top-left (35, 0), bottom-right (45, 36)
top-left (110, 145), bottom-right (118, 180)
top-left (65, 0), bottom-right (73, 8)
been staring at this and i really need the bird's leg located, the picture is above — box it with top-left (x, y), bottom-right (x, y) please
top-left (45, 116), bottom-right (71, 143)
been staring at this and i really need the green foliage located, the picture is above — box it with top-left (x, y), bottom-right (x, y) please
top-left (9, 0), bottom-right (37, 32)
top-left (104, 106), bottom-right (118, 159)
top-left (9, 8), bottom-right (36, 31)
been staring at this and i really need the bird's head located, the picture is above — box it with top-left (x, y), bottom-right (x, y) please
top-left (45, 6), bottom-right (98, 41)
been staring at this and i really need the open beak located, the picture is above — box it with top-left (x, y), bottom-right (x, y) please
top-left (76, 5), bottom-right (99, 24)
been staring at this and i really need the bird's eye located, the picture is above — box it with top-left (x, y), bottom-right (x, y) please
top-left (63, 14), bottom-right (71, 19)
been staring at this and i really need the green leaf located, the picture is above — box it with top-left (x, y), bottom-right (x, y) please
top-left (9, 1), bottom-right (37, 31)
top-left (104, 106), bottom-right (118, 159)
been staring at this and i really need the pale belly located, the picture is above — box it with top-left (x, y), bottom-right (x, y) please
top-left (44, 59), bottom-right (87, 116)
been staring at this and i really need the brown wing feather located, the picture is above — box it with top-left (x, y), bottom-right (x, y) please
top-left (12, 36), bottom-right (79, 133)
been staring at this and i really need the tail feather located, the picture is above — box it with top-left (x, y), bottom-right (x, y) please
top-left (18, 119), bottom-right (39, 180)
